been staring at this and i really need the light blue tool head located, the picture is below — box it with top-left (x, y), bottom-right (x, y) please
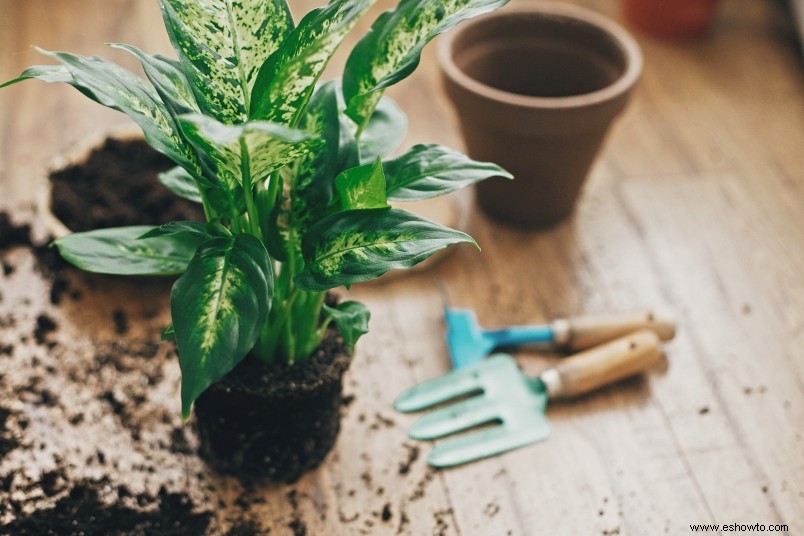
top-left (395, 354), bottom-right (552, 468)
top-left (444, 308), bottom-right (495, 369)
top-left (445, 308), bottom-right (555, 369)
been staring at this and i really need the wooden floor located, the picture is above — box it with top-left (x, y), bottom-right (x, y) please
top-left (1, 0), bottom-right (802, 534)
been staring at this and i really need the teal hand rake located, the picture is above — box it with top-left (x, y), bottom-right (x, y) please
top-left (395, 330), bottom-right (661, 468)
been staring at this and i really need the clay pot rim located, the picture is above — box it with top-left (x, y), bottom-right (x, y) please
top-left (437, 1), bottom-right (643, 110)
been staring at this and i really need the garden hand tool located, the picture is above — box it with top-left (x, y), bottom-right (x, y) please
top-left (395, 329), bottom-right (662, 468)
top-left (445, 308), bottom-right (675, 369)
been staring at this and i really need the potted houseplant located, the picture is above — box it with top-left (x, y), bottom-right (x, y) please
top-left (1, 0), bottom-right (511, 482)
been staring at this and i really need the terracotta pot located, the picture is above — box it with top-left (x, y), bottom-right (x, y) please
top-left (438, 2), bottom-right (642, 227)
top-left (621, 0), bottom-right (719, 39)
top-left (193, 328), bottom-right (352, 483)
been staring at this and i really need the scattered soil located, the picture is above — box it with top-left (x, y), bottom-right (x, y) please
top-left (0, 406), bottom-right (21, 462)
top-left (0, 213), bottom-right (31, 250)
top-left (0, 473), bottom-right (212, 535)
top-left (33, 313), bottom-right (58, 345)
top-left (399, 443), bottom-right (421, 475)
top-left (225, 520), bottom-right (263, 536)
top-left (433, 508), bottom-right (453, 536)
top-left (49, 137), bottom-right (204, 232)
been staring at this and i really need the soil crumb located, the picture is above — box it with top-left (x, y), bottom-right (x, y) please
top-left (34, 314), bottom-right (58, 345)
top-left (399, 443), bottom-right (420, 475)
top-left (226, 520), bottom-right (264, 536)
top-left (433, 508), bottom-right (453, 536)
top-left (0, 212), bottom-right (32, 251)
top-left (286, 489), bottom-right (307, 536)
top-left (0, 406), bottom-right (20, 461)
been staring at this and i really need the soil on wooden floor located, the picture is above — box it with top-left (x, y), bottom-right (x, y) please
top-left (0, 138), bottom-right (246, 534)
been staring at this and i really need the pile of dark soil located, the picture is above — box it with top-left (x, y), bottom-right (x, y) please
top-left (0, 473), bottom-right (212, 536)
top-left (49, 137), bottom-right (204, 232)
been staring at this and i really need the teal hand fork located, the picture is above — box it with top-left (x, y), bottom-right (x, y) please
top-left (395, 330), bottom-right (662, 468)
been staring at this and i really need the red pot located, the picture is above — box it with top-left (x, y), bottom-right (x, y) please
top-left (621, 0), bottom-right (720, 39)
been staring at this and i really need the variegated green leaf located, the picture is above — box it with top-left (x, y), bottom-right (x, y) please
top-left (289, 81), bottom-right (359, 222)
top-left (335, 158), bottom-right (388, 211)
top-left (139, 221), bottom-right (210, 240)
top-left (171, 234), bottom-right (273, 418)
top-left (54, 225), bottom-right (207, 276)
top-left (111, 43), bottom-right (199, 118)
top-left (158, 166), bottom-right (204, 203)
top-left (358, 95), bottom-right (407, 163)
top-left (297, 207), bottom-right (476, 290)
top-left (0, 64), bottom-right (72, 87)
top-left (385, 144), bottom-right (512, 201)
top-left (250, 0), bottom-right (376, 125)
top-left (268, 81), bottom-right (358, 259)
top-left (179, 113), bottom-right (322, 188)
top-left (343, 0), bottom-right (509, 128)
top-left (158, 0), bottom-right (294, 123)
top-left (3, 49), bottom-right (196, 171)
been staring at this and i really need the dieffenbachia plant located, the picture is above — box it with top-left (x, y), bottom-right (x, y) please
top-left (1, 0), bottom-right (511, 418)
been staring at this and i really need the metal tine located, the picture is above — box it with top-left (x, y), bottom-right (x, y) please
top-left (408, 395), bottom-right (501, 441)
top-left (426, 419), bottom-right (551, 468)
top-left (394, 366), bottom-right (486, 413)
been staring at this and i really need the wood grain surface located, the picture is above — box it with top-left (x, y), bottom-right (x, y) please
top-left (1, 0), bottom-right (802, 534)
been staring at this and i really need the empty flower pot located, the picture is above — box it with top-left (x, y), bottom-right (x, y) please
top-left (438, 2), bottom-right (642, 227)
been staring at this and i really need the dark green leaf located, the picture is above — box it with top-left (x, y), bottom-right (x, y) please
top-left (171, 234), bottom-right (273, 418)
top-left (323, 300), bottom-right (370, 351)
top-left (297, 207), bottom-right (476, 290)
top-left (54, 225), bottom-right (207, 276)
top-left (158, 0), bottom-right (294, 123)
top-left (205, 221), bottom-right (234, 238)
top-left (385, 144), bottom-right (512, 201)
top-left (162, 324), bottom-right (175, 340)
top-left (158, 167), bottom-right (203, 203)
top-left (343, 0), bottom-right (509, 128)
top-left (250, 0), bottom-right (375, 125)
top-left (358, 95), bottom-right (407, 163)
top-left (335, 158), bottom-right (388, 211)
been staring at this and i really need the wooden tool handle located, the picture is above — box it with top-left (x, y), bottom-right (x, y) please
top-left (540, 329), bottom-right (662, 399)
top-left (556, 310), bottom-right (675, 351)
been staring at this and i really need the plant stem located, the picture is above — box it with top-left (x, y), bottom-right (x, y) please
top-left (239, 138), bottom-right (262, 239)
